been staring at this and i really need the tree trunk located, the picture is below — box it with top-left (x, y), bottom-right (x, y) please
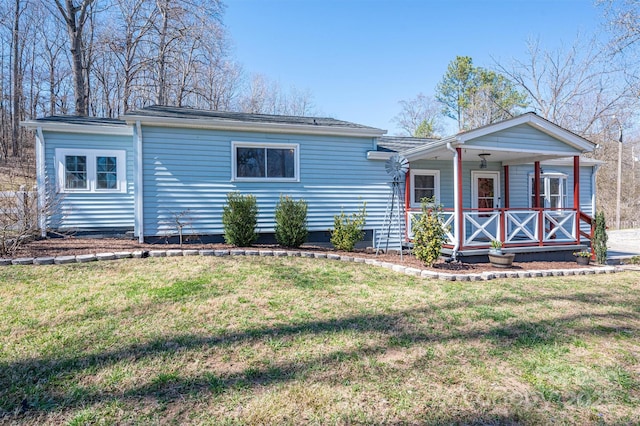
top-left (155, 0), bottom-right (172, 106)
top-left (12, 0), bottom-right (21, 157)
top-left (54, 0), bottom-right (94, 116)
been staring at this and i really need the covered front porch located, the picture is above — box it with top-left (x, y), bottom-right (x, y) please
top-left (378, 113), bottom-right (598, 261)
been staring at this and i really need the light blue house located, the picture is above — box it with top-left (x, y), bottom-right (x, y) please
top-left (23, 106), bottom-right (599, 261)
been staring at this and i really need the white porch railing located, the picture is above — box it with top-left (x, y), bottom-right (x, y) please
top-left (543, 210), bottom-right (577, 242)
top-left (505, 210), bottom-right (538, 244)
top-left (463, 211), bottom-right (501, 246)
top-left (407, 210), bottom-right (456, 245)
top-left (406, 208), bottom-right (581, 248)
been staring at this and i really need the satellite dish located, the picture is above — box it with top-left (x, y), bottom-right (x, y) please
top-left (385, 154), bottom-right (409, 181)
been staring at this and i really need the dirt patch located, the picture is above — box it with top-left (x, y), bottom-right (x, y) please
top-left (10, 237), bottom-right (591, 274)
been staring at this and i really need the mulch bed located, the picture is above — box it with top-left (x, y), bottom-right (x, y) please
top-left (9, 237), bottom-right (589, 274)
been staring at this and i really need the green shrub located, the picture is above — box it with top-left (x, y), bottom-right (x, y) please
top-left (593, 211), bottom-right (607, 264)
top-left (412, 197), bottom-right (447, 267)
top-left (331, 202), bottom-right (367, 252)
top-left (222, 192), bottom-right (258, 246)
top-left (274, 195), bottom-right (308, 248)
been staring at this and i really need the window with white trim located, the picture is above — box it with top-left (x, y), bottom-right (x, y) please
top-left (529, 172), bottom-right (568, 208)
top-left (410, 169), bottom-right (440, 207)
top-left (232, 142), bottom-right (299, 181)
top-left (55, 148), bottom-right (127, 193)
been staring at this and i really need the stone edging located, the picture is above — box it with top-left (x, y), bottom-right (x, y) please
top-left (0, 249), bottom-right (626, 281)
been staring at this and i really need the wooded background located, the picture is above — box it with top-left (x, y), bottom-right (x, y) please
top-left (1, 0), bottom-right (638, 228)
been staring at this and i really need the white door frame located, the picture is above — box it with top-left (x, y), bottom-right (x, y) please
top-left (471, 171), bottom-right (501, 209)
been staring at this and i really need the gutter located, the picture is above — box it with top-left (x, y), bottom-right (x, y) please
top-left (445, 142), bottom-right (460, 260)
top-left (122, 115), bottom-right (386, 138)
top-left (134, 121), bottom-right (144, 243)
top-left (592, 163), bottom-right (600, 217)
top-left (36, 127), bottom-right (46, 238)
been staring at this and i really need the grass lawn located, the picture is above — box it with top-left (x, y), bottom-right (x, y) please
top-left (0, 257), bottom-right (638, 425)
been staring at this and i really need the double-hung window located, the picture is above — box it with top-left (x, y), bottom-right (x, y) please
top-left (529, 172), bottom-right (567, 209)
top-left (410, 169), bottom-right (440, 207)
top-left (55, 149), bottom-right (126, 193)
top-left (232, 142), bottom-right (299, 182)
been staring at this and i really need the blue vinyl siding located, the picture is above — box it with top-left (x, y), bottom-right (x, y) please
top-left (467, 124), bottom-right (582, 154)
top-left (44, 131), bottom-right (134, 230)
top-left (141, 126), bottom-right (390, 237)
top-left (409, 159), bottom-right (504, 209)
top-left (508, 164), bottom-right (594, 211)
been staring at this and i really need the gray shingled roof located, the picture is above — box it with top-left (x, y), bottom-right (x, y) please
top-left (122, 105), bottom-right (383, 131)
top-left (377, 136), bottom-right (442, 153)
top-left (33, 116), bottom-right (127, 126)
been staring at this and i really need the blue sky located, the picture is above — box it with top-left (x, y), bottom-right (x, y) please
top-left (225, 0), bottom-right (605, 135)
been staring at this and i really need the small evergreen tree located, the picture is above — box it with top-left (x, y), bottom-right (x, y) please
top-left (222, 192), bottom-right (258, 246)
top-left (330, 202), bottom-right (367, 252)
top-left (274, 195), bottom-right (308, 248)
top-left (593, 211), bottom-right (608, 264)
top-left (412, 197), bottom-right (447, 267)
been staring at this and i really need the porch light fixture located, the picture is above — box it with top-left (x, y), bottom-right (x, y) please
top-left (479, 153), bottom-right (490, 169)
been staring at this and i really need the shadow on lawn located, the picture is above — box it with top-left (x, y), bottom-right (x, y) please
top-left (1, 290), bottom-right (638, 419)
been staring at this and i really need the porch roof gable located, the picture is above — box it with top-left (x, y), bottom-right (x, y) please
top-left (396, 113), bottom-right (596, 162)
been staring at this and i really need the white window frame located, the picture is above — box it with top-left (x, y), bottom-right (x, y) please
top-left (410, 169), bottom-right (440, 208)
top-left (231, 141), bottom-right (300, 182)
top-left (528, 171), bottom-right (568, 208)
top-left (55, 148), bottom-right (127, 193)
top-left (471, 170), bottom-right (501, 209)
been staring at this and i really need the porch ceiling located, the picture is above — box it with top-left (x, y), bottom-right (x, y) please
top-left (404, 144), bottom-right (572, 165)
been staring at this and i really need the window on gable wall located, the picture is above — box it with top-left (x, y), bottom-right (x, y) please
top-left (410, 169), bottom-right (440, 207)
top-left (529, 172), bottom-right (568, 208)
top-left (55, 149), bottom-right (126, 193)
top-left (233, 142), bottom-right (299, 181)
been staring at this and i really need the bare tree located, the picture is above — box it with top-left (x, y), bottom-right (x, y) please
top-left (393, 93), bottom-right (443, 137)
top-left (238, 74), bottom-right (317, 116)
top-left (496, 36), bottom-right (633, 137)
top-left (53, 0), bottom-right (94, 116)
top-left (497, 36), bottom-right (640, 226)
top-left (11, 0), bottom-right (22, 157)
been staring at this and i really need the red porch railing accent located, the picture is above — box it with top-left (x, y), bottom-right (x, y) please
top-left (406, 207), bottom-right (592, 251)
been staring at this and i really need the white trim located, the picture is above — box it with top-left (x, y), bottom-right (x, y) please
top-left (135, 121), bottom-right (144, 243)
top-left (457, 113), bottom-right (595, 152)
top-left (463, 145), bottom-right (580, 157)
top-left (36, 127), bottom-right (46, 237)
top-left (21, 120), bottom-right (132, 136)
top-left (122, 115), bottom-right (386, 137)
top-left (471, 171), bottom-right (501, 209)
top-left (231, 141), bottom-right (300, 182)
top-left (55, 148), bottom-right (127, 193)
top-left (409, 169), bottom-right (440, 208)
top-left (367, 151), bottom-right (393, 160)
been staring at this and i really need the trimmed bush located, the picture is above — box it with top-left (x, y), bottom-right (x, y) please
top-left (331, 202), bottom-right (367, 252)
top-left (412, 197), bottom-right (447, 267)
top-left (593, 211), bottom-right (607, 264)
top-left (222, 192), bottom-right (258, 247)
top-left (274, 195), bottom-right (308, 248)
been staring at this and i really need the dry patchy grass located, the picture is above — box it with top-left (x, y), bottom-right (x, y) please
top-left (0, 256), bottom-right (638, 425)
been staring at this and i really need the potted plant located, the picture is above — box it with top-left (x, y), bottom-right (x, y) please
top-left (573, 250), bottom-right (591, 265)
top-left (489, 239), bottom-right (503, 255)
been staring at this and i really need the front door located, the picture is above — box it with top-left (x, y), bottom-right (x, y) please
top-left (472, 171), bottom-right (501, 209)
top-left (469, 171), bottom-right (501, 243)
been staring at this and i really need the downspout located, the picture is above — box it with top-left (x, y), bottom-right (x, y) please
top-left (135, 121), bottom-right (144, 243)
top-left (446, 142), bottom-right (460, 260)
top-left (591, 164), bottom-right (600, 217)
top-left (36, 127), bottom-right (46, 238)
